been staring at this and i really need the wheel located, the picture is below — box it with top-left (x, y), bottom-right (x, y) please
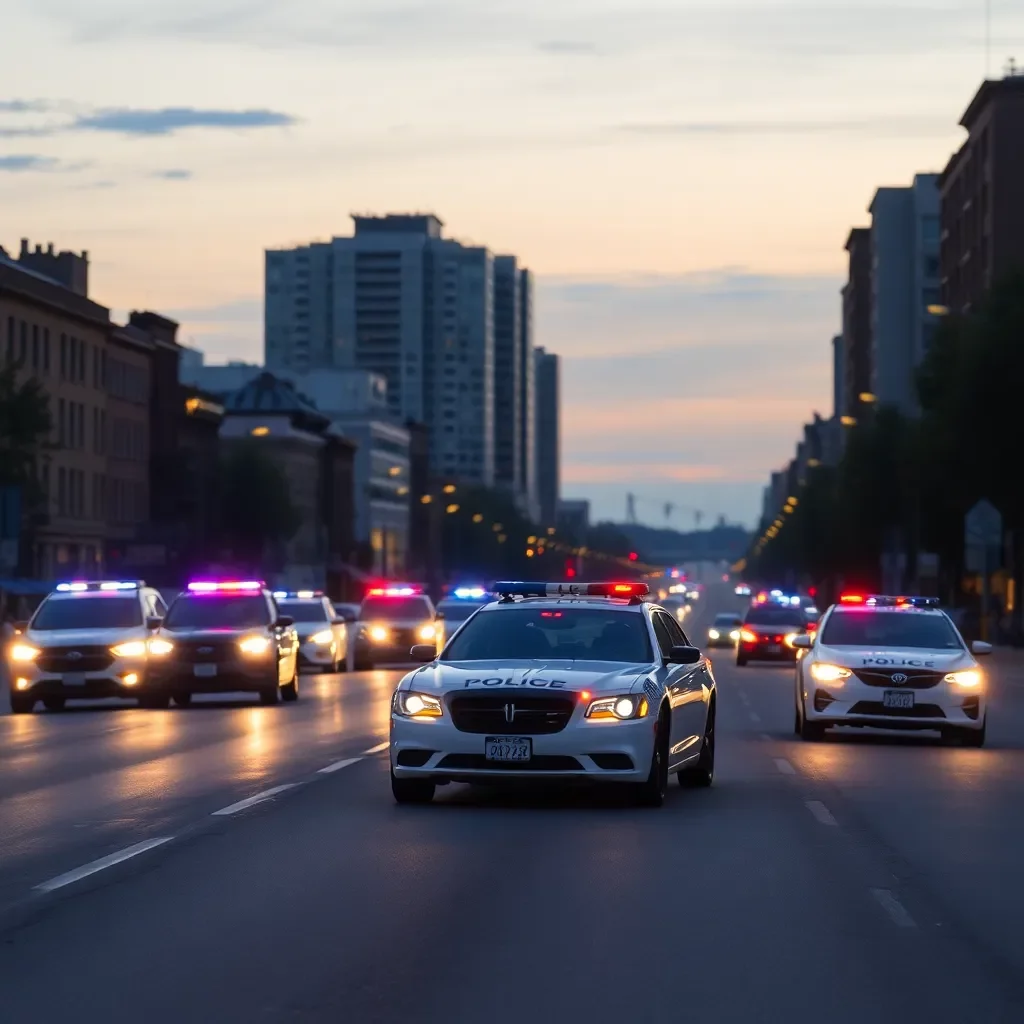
top-left (260, 683), bottom-right (280, 706)
top-left (355, 658), bottom-right (374, 672)
top-left (679, 702), bottom-right (715, 788)
top-left (391, 767), bottom-right (435, 804)
top-left (794, 705), bottom-right (802, 736)
top-left (139, 692), bottom-right (170, 709)
top-left (736, 654), bottom-right (748, 667)
top-left (962, 721), bottom-right (986, 747)
top-left (798, 707), bottom-right (825, 741)
top-left (10, 695), bottom-right (34, 714)
top-left (635, 708), bottom-right (670, 807)
top-left (43, 697), bottom-right (66, 712)
top-left (172, 692), bottom-right (192, 708)
top-left (281, 668), bottom-right (299, 703)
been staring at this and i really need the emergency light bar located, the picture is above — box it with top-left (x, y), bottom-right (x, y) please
top-left (187, 580), bottom-right (263, 593)
top-left (56, 580), bottom-right (142, 592)
top-left (272, 590), bottom-right (323, 599)
top-left (493, 581), bottom-right (650, 599)
top-left (839, 594), bottom-right (940, 608)
top-left (452, 587), bottom-right (487, 600)
top-left (367, 584), bottom-right (423, 596)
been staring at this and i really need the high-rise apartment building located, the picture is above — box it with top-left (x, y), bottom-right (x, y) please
top-left (518, 269), bottom-right (537, 519)
top-left (534, 347), bottom-right (559, 528)
top-left (940, 71), bottom-right (1024, 314)
top-left (493, 256), bottom-right (521, 495)
top-left (868, 173), bottom-right (941, 413)
top-left (841, 227), bottom-right (872, 423)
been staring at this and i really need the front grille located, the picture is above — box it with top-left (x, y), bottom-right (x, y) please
top-left (448, 695), bottom-right (575, 735)
top-left (437, 754), bottom-right (583, 771)
top-left (849, 701), bottom-right (946, 718)
top-left (37, 645), bottom-right (114, 673)
top-left (853, 668), bottom-right (944, 689)
top-left (173, 639), bottom-right (236, 662)
top-left (814, 689), bottom-right (837, 711)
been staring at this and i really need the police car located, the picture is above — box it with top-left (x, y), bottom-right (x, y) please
top-left (389, 581), bottom-right (717, 807)
top-left (145, 580), bottom-right (300, 707)
top-left (6, 580), bottom-right (168, 713)
top-left (272, 590), bottom-right (348, 672)
top-left (794, 594), bottom-right (990, 745)
top-left (354, 584), bottom-right (443, 670)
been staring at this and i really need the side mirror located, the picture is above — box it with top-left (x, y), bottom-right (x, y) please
top-left (276, 615), bottom-right (294, 629)
top-left (971, 640), bottom-right (992, 656)
top-left (410, 644), bottom-right (437, 663)
top-left (791, 634), bottom-right (813, 650)
top-left (145, 616), bottom-right (163, 631)
top-left (667, 644), bottom-right (701, 665)
top-left (13, 621), bottom-right (27, 634)
top-left (435, 611), bottom-right (445, 621)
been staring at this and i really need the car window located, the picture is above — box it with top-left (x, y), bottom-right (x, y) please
top-left (163, 595), bottom-right (272, 629)
top-left (659, 611), bottom-right (688, 648)
top-left (277, 600), bottom-right (329, 622)
top-left (714, 614), bottom-right (741, 626)
top-left (437, 600), bottom-right (483, 623)
top-left (651, 613), bottom-right (674, 657)
top-left (152, 593), bottom-right (168, 616)
top-left (31, 595), bottom-right (143, 630)
top-left (820, 611), bottom-right (963, 650)
top-left (360, 596), bottom-right (433, 620)
top-left (441, 606), bottom-right (653, 662)
top-left (744, 605), bottom-right (807, 627)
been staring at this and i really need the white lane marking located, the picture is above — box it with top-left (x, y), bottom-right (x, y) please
top-left (749, 711), bottom-right (761, 723)
top-left (318, 757), bottom-right (362, 774)
top-left (774, 757), bottom-right (796, 775)
top-left (211, 785), bottom-right (295, 816)
top-left (871, 888), bottom-right (916, 928)
top-left (806, 800), bottom-right (838, 826)
top-left (364, 742), bottom-right (389, 755)
top-left (34, 837), bottom-right (174, 893)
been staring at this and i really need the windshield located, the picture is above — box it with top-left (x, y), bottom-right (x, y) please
top-left (32, 595), bottom-right (142, 630)
top-left (277, 601), bottom-right (329, 622)
top-left (360, 596), bottom-right (432, 620)
top-left (163, 595), bottom-right (272, 630)
top-left (442, 607), bottom-right (653, 662)
top-left (437, 600), bottom-right (483, 623)
top-left (820, 611), bottom-right (963, 650)
top-left (714, 614), bottom-right (742, 626)
top-left (744, 605), bottom-right (807, 627)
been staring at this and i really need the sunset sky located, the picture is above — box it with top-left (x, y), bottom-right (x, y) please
top-left (3, 0), bottom-right (1023, 527)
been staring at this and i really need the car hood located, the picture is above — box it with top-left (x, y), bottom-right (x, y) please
top-left (25, 627), bottom-right (145, 645)
top-left (157, 628), bottom-right (268, 640)
top-left (816, 645), bottom-right (974, 671)
top-left (397, 659), bottom-right (653, 694)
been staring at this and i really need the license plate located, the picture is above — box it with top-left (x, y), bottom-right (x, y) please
top-left (63, 673), bottom-right (86, 686)
top-left (484, 736), bottom-right (532, 762)
top-left (763, 644), bottom-right (781, 654)
top-left (883, 690), bottom-right (914, 709)
top-left (193, 664), bottom-right (217, 678)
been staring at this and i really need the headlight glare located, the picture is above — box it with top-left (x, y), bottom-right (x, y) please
top-left (111, 640), bottom-right (147, 658)
top-left (586, 694), bottom-right (649, 720)
top-left (946, 669), bottom-right (982, 688)
top-left (740, 629), bottom-right (757, 643)
top-left (418, 624), bottom-right (436, 641)
top-left (308, 630), bottom-right (333, 645)
top-left (396, 691), bottom-right (443, 718)
top-left (8, 643), bottom-right (40, 662)
top-left (708, 629), bottom-right (720, 639)
top-left (148, 639), bottom-right (174, 656)
top-left (238, 635), bottom-right (272, 656)
top-left (809, 663), bottom-right (851, 683)
top-left (729, 629), bottom-right (740, 640)
top-left (369, 625), bottom-right (389, 643)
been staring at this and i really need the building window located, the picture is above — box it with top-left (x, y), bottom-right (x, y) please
top-left (31, 325), bottom-right (39, 371)
top-left (57, 466), bottom-right (67, 516)
top-left (19, 321), bottom-right (27, 363)
top-left (93, 347), bottom-right (100, 389)
top-left (58, 399), bottom-right (66, 447)
top-left (43, 328), bottom-right (50, 373)
top-left (60, 334), bottom-right (67, 378)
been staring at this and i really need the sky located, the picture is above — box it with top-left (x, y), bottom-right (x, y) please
top-left (2, 1), bottom-right (1023, 529)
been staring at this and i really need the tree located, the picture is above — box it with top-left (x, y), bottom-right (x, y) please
top-left (217, 441), bottom-right (300, 566)
top-left (0, 361), bottom-right (52, 489)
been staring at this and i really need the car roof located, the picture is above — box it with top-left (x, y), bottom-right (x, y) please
top-left (828, 605), bottom-right (946, 616)
top-left (476, 597), bottom-right (645, 612)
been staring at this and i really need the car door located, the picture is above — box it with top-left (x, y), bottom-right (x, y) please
top-left (325, 597), bottom-right (347, 659)
top-left (652, 611), bottom-right (704, 766)
top-left (663, 613), bottom-right (711, 745)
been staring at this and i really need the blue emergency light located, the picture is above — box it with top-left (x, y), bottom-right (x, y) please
top-left (839, 593), bottom-right (940, 608)
top-left (56, 580), bottom-right (141, 593)
top-left (452, 586), bottom-right (487, 600)
top-left (272, 590), bottom-right (323, 599)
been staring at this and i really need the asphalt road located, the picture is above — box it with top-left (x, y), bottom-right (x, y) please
top-left (2, 587), bottom-right (1024, 1022)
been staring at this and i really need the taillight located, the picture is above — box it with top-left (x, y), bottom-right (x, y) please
top-left (740, 629), bottom-right (758, 643)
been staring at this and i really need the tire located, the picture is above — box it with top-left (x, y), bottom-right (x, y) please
top-left (679, 702), bottom-right (715, 788)
top-left (391, 767), bottom-right (435, 804)
top-left (736, 654), bottom-right (748, 667)
top-left (798, 707), bottom-right (825, 741)
top-left (139, 692), bottom-right (171, 709)
top-left (947, 721), bottom-right (985, 747)
top-left (260, 683), bottom-right (280, 706)
top-left (43, 697), bottom-right (66, 712)
top-left (635, 708), bottom-right (670, 807)
top-left (10, 695), bottom-right (35, 714)
top-left (794, 705), bottom-right (802, 736)
top-left (172, 692), bottom-right (192, 708)
top-left (281, 668), bottom-right (299, 703)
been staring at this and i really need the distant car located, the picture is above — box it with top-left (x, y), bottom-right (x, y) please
top-left (707, 613), bottom-right (743, 649)
top-left (272, 590), bottom-right (348, 673)
top-left (354, 585), bottom-right (444, 670)
top-left (435, 587), bottom-right (489, 632)
top-left (734, 583), bottom-right (752, 597)
top-left (659, 597), bottom-right (688, 623)
top-left (795, 594), bottom-right (989, 745)
top-left (737, 602), bottom-right (808, 666)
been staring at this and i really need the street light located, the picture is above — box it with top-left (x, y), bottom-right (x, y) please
top-left (443, 484), bottom-right (456, 494)
top-left (472, 513), bottom-right (483, 523)
top-left (840, 415), bottom-right (856, 427)
top-left (927, 304), bottom-right (949, 316)
top-left (420, 494), bottom-right (433, 504)
top-left (859, 392), bottom-right (876, 403)
top-left (446, 504), bottom-right (459, 514)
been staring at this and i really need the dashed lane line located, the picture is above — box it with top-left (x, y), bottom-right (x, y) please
top-left (805, 800), bottom-right (838, 826)
top-left (34, 837), bottom-right (174, 893)
top-left (211, 785), bottom-right (296, 816)
top-left (318, 757), bottom-right (363, 774)
top-left (774, 757), bottom-right (796, 775)
top-left (364, 742), bottom-right (389, 754)
top-left (871, 888), bottom-right (917, 928)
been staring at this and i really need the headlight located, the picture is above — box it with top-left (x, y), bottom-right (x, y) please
top-left (946, 669), bottom-right (982, 688)
top-left (729, 629), bottom-right (740, 640)
top-left (308, 630), bottom-right (333, 645)
top-left (110, 640), bottom-right (147, 658)
top-left (8, 643), bottom-right (40, 662)
top-left (148, 639), bottom-right (174, 656)
top-left (586, 694), bottom-right (649, 720)
top-left (708, 629), bottom-right (720, 640)
top-left (740, 629), bottom-right (758, 643)
top-left (784, 633), bottom-right (799, 648)
top-left (395, 691), bottom-right (443, 718)
top-left (809, 663), bottom-right (851, 683)
top-left (418, 624), bottom-right (436, 641)
top-left (369, 625), bottom-right (389, 643)
top-left (238, 635), bottom-right (272, 656)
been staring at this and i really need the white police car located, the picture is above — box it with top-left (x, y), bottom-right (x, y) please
top-left (794, 594), bottom-right (991, 745)
top-left (272, 590), bottom-right (348, 672)
top-left (6, 580), bottom-right (168, 713)
top-left (389, 581), bottom-right (717, 806)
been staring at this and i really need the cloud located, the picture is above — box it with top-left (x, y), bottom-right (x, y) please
top-left (0, 99), bottom-right (52, 113)
top-left (71, 107), bottom-right (297, 136)
top-left (0, 154), bottom-right (60, 172)
top-left (153, 168), bottom-right (193, 180)
top-left (537, 40), bottom-right (598, 54)
top-left (614, 116), bottom-right (955, 139)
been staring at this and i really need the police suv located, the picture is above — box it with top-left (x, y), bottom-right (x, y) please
top-left (389, 581), bottom-right (717, 807)
top-left (794, 594), bottom-right (990, 745)
top-left (7, 580), bottom-right (168, 713)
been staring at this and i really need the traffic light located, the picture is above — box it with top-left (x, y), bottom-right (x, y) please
top-left (628, 551), bottom-right (638, 561)
top-left (565, 558), bottom-right (576, 579)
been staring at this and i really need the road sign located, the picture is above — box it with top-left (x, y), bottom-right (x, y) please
top-left (965, 499), bottom-right (1002, 547)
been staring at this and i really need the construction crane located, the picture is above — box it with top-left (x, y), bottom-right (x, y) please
top-left (626, 493), bottom-right (722, 530)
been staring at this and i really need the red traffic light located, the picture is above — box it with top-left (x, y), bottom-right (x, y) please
top-left (628, 551), bottom-right (638, 561)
